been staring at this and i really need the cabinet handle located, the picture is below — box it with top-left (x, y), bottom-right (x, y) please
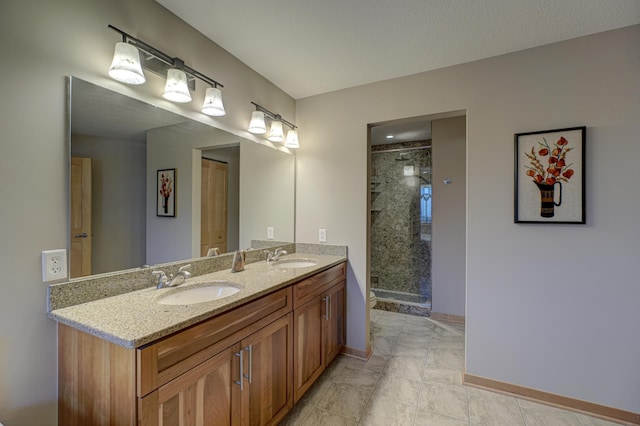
top-left (235, 351), bottom-right (244, 391)
top-left (323, 296), bottom-right (329, 320)
top-left (244, 345), bottom-right (253, 384)
top-left (329, 294), bottom-right (332, 319)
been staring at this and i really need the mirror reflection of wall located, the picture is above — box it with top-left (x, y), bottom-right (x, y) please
top-left (71, 134), bottom-right (147, 276)
top-left (69, 77), bottom-right (294, 278)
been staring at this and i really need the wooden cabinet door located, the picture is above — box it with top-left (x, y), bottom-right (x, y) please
top-left (293, 296), bottom-right (325, 402)
top-left (324, 281), bottom-right (346, 365)
top-left (139, 344), bottom-right (242, 426)
top-left (201, 158), bottom-right (228, 256)
top-left (241, 313), bottom-right (293, 426)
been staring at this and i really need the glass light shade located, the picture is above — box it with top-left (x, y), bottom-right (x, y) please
top-left (202, 87), bottom-right (226, 116)
top-left (248, 111), bottom-right (266, 134)
top-left (163, 69), bottom-right (192, 103)
top-left (284, 129), bottom-right (300, 149)
top-left (268, 120), bottom-right (284, 142)
top-left (108, 42), bottom-right (146, 85)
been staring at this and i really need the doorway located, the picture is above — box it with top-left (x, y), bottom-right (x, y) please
top-left (201, 158), bottom-right (229, 256)
top-left (369, 120), bottom-right (432, 315)
top-left (368, 113), bottom-right (467, 319)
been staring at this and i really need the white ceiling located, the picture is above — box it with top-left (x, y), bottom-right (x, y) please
top-left (155, 0), bottom-right (639, 101)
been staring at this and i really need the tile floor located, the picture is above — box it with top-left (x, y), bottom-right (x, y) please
top-left (280, 309), bottom-right (623, 426)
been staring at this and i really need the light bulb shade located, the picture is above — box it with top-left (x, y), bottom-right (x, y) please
top-left (202, 87), bottom-right (226, 116)
top-left (284, 129), bottom-right (300, 148)
top-left (163, 69), bottom-right (192, 103)
top-left (268, 120), bottom-right (284, 142)
top-left (248, 111), bottom-right (266, 134)
top-left (108, 42), bottom-right (146, 85)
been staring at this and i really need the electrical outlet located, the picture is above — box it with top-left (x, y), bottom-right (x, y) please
top-left (42, 249), bottom-right (68, 282)
top-left (318, 228), bottom-right (327, 243)
top-left (267, 226), bottom-right (274, 240)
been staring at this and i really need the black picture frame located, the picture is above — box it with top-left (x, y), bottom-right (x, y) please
top-left (157, 168), bottom-right (176, 217)
top-left (514, 126), bottom-right (585, 224)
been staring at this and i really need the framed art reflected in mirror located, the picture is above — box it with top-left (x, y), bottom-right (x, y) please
top-left (157, 168), bottom-right (176, 217)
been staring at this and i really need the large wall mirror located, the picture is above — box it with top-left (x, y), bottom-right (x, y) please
top-left (69, 77), bottom-right (295, 279)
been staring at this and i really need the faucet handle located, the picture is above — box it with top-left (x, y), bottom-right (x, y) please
top-left (178, 264), bottom-right (192, 278)
top-left (152, 270), bottom-right (168, 288)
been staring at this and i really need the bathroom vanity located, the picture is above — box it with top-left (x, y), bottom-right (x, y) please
top-left (49, 254), bottom-right (346, 425)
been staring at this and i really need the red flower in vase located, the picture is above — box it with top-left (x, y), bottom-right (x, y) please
top-left (524, 136), bottom-right (575, 185)
top-left (159, 173), bottom-right (173, 198)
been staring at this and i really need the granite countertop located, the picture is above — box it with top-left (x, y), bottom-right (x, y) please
top-left (48, 253), bottom-right (346, 349)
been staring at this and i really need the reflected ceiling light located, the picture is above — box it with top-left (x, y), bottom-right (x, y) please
top-left (284, 129), bottom-right (299, 149)
top-left (386, 135), bottom-right (394, 139)
top-left (163, 68), bottom-right (192, 103)
top-left (248, 111), bottom-right (267, 134)
top-left (107, 25), bottom-right (225, 111)
top-left (108, 42), bottom-right (146, 85)
top-left (268, 120), bottom-right (284, 142)
top-left (249, 102), bottom-right (300, 148)
top-left (202, 86), bottom-right (226, 116)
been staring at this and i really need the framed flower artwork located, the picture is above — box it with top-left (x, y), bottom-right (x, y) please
top-left (157, 168), bottom-right (176, 217)
top-left (514, 126), bottom-right (585, 224)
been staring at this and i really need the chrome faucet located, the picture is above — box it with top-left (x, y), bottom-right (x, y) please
top-left (265, 247), bottom-right (288, 263)
top-left (231, 250), bottom-right (246, 273)
top-left (152, 264), bottom-right (191, 289)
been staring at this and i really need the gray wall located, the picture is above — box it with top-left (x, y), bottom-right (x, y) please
top-left (296, 25), bottom-right (640, 413)
top-left (431, 116), bottom-right (466, 317)
top-left (0, 0), bottom-right (294, 423)
top-left (72, 134), bottom-right (147, 274)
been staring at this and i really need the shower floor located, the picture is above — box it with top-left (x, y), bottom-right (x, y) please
top-left (372, 288), bottom-right (431, 317)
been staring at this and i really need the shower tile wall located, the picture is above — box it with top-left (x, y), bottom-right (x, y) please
top-left (371, 141), bottom-right (431, 300)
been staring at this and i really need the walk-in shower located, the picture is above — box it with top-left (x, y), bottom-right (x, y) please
top-left (370, 140), bottom-right (432, 315)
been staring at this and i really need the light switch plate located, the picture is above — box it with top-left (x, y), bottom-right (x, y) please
top-left (42, 249), bottom-right (68, 282)
top-left (267, 226), bottom-right (274, 240)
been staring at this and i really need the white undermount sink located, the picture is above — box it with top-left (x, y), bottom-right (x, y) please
top-left (158, 281), bottom-right (242, 305)
top-left (272, 258), bottom-right (318, 269)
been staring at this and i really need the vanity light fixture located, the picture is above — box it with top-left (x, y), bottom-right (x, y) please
top-left (163, 67), bottom-right (192, 103)
top-left (268, 120), bottom-right (284, 142)
top-left (248, 110), bottom-right (267, 134)
top-left (248, 102), bottom-right (300, 148)
top-left (284, 128), bottom-right (300, 149)
top-left (107, 25), bottom-right (225, 115)
top-left (108, 42), bottom-right (146, 85)
top-left (202, 86), bottom-right (226, 116)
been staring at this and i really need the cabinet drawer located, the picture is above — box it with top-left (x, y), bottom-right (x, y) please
top-left (293, 263), bottom-right (346, 309)
top-left (137, 287), bottom-right (292, 397)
